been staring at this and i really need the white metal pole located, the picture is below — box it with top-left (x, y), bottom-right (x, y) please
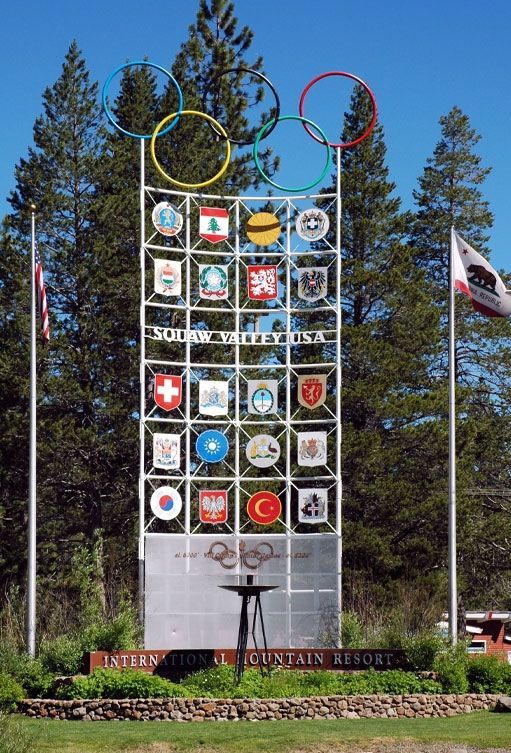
top-left (285, 200), bottom-right (292, 645)
top-left (336, 147), bottom-right (343, 647)
top-left (138, 139), bottom-right (146, 625)
top-left (234, 201), bottom-right (241, 539)
top-left (27, 205), bottom-right (37, 657)
top-left (448, 227), bottom-right (457, 643)
top-left (184, 194), bottom-right (191, 537)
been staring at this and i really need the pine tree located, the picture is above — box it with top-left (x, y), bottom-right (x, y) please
top-left (0, 219), bottom-right (31, 590)
top-left (319, 86), bottom-right (445, 607)
top-left (6, 41), bottom-right (110, 592)
top-left (156, 0), bottom-right (277, 192)
top-left (411, 106), bottom-right (511, 607)
top-left (412, 107), bottom-right (493, 290)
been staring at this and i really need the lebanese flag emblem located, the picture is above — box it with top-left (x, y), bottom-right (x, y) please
top-left (199, 207), bottom-right (229, 244)
top-left (153, 374), bottom-right (182, 411)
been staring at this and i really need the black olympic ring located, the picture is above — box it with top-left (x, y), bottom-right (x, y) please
top-left (201, 67), bottom-right (281, 146)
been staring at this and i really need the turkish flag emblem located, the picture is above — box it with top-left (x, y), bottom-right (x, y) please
top-left (247, 491), bottom-right (281, 525)
top-left (153, 374), bottom-right (182, 411)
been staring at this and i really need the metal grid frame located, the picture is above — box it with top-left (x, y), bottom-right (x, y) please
top-left (138, 147), bottom-right (343, 645)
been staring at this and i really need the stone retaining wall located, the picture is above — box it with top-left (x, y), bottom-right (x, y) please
top-left (20, 694), bottom-right (498, 721)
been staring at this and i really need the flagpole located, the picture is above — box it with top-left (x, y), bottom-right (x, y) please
top-left (27, 204), bottom-right (37, 657)
top-left (448, 226), bottom-right (457, 644)
top-left (336, 146), bottom-right (342, 647)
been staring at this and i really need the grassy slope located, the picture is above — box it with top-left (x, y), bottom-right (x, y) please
top-left (15, 712), bottom-right (511, 753)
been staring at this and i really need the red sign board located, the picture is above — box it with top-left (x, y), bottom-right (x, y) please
top-left (87, 649), bottom-right (407, 679)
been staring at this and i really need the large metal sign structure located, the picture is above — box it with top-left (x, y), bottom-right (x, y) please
top-left (103, 65), bottom-right (376, 649)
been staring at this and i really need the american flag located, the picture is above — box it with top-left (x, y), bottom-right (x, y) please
top-left (35, 243), bottom-right (49, 342)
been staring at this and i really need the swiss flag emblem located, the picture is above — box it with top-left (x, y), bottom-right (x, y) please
top-left (153, 374), bottom-right (182, 411)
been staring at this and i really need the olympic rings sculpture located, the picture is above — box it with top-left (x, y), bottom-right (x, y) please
top-left (103, 63), bottom-right (377, 191)
top-left (206, 540), bottom-right (274, 570)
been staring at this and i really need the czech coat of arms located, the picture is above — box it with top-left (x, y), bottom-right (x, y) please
top-left (247, 265), bottom-right (278, 300)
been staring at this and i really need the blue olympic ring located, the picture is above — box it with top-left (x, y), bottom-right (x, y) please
top-left (102, 61), bottom-right (184, 140)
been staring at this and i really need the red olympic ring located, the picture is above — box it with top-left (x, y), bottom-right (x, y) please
top-left (299, 71), bottom-right (377, 149)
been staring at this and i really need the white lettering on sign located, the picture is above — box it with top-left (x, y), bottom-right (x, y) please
top-left (146, 326), bottom-right (334, 345)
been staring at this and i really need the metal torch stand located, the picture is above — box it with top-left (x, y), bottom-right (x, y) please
top-left (219, 581), bottom-right (276, 682)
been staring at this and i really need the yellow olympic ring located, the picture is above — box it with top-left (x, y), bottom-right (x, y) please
top-left (150, 110), bottom-right (231, 189)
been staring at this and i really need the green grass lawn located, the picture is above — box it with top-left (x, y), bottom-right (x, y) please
top-left (12, 711), bottom-right (511, 753)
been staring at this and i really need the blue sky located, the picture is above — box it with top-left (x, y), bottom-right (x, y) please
top-left (1, 0), bottom-right (511, 268)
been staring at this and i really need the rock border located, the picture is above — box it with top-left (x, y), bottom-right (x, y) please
top-left (20, 694), bottom-right (498, 721)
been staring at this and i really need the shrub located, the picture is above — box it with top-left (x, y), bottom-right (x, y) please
top-left (336, 668), bottom-right (441, 695)
top-left (467, 654), bottom-right (511, 694)
top-left (39, 634), bottom-right (84, 676)
top-left (258, 668), bottom-right (338, 698)
top-left (181, 665), bottom-right (441, 699)
top-left (433, 642), bottom-right (469, 693)
top-left (181, 664), bottom-right (240, 697)
top-left (0, 674), bottom-right (24, 712)
top-left (56, 668), bottom-right (186, 700)
top-left (38, 596), bottom-right (140, 677)
top-left (80, 606), bottom-right (140, 653)
top-left (340, 612), bottom-right (364, 648)
top-left (0, 713), bottom-right (36, 753)
top-left (403, 631), bottom-right (446, 671)
top-left (0, 642), bottom-right (53, 698)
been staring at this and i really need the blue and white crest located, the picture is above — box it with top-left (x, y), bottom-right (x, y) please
top-left (152, 201), bottom-right (183, 237)
top-left (199, 380), bottom-right (228, 416)
top-left (196, 430), bottom-right (229, 463)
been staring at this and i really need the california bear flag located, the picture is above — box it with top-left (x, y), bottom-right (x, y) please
top-left (452, 230), bottom-right (511, 317)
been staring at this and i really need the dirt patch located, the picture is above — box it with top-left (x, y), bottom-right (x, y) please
top-left (128, 742), bottom-right (511, 753)
top-left (287, 745), bottom-right (511, 753)
top-left (128, 744), bottom-right (218, 753)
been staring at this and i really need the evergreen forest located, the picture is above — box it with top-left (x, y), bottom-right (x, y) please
top-left (1, 0), bottom-right (511, 649)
